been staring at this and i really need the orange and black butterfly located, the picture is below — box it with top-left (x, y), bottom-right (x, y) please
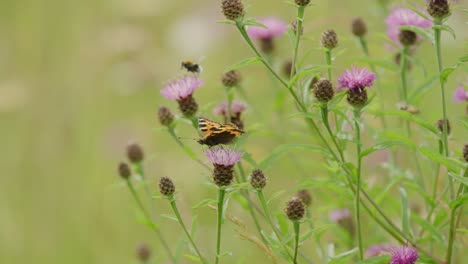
top-left (197, 117), bottom-right (244, 146)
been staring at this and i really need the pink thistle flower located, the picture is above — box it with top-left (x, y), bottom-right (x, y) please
top-left (365, 243), bottom-right (394, 258)
top-left (247, 17), bottom-right (287, 40)
top-left (205, 147), bottom-right (242, 167)
top-left (213, 101), bottom-right (247, 117)
top-left (453, 86), bottom-right (468, 103)
top-left (160, 76), bottom-right (203, 101)
top-left (337, 67), bottom-right (375, 91)
top-left (385, 7), bottom-right (432, 46)
top-left (329, 208), bottom-right (351, 222)
top-left (390, 245), bottom-right (419, 264)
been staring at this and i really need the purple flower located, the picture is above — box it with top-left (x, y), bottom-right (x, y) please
top-left (213, 101), bottom-right (247, 117)
top-left (205, 147), bottom-right (242, 166)
top-left (390, 245), bottom-right (418, 264)
top-left (329, 208), bottom-right (351, 222)
top-left (247, 17), bottom-right (287, 39)
top-left (337, 67), bottom-right (375, 91)
top-left (385, 7), bottom-right (432, 46)
top-left (453, 86), bottom-right (468, 102)
top-left (160, 76), bottom-right (203, 100)
top-left (365, 243), bottom-right (394, 258)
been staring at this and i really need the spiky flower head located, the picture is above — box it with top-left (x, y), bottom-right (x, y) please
top-left (427, 0), bottom-right (450, 18)
top-left (127, 143), bottom-right (144, 163)
top-left (136, 244), bottom-right (151, 262)
top-left (329, 208), bottom-right (355, 236)
top-left (347, 88), bottom-right (368, 108)
top-left (351, 17), bottom-right (367, 37)
top-left (365, 244), bottom-right (394, 258)
top-left (222, 70), bottom-right (241, 87)
top-left (321, 29), bottom-right (338, 50)
top-left (285, 197), bottom-right (305, 221)
top-left (437, 118), bottom-right (451, 135)
top-left (118, 162), bottom-right (131, 179)
top-left (247, 17), bottom-right (287, 40)
top-left (295, 189), bottom-right (312, 206)
top-left (398, 30), bottom-right (417, 46)
top-left (313, 78), bottom-right (335, 103)
top-left (161, 76), bottom-right (203, 117)
top-left (337, 67), bottom-right (375, 92)
top-left (453, 85), bottom-right (468, 103)
top-left (158, 106), bottom-right (174, 127)
top-left (221, 0), bottom-right (244, 21)
top-left (250, 169), bottom-right (266, 190)
top-left (295, 0), bottom-right (310, 7)
top-left (159, 177), bottom-right (175, 197)
top-left (205, 147), bottom-right (242, 187)
top-left (390, 245), bottom-right (419, 264)
top-left (385, 7), bottom-right (432, 46)
top-left (463, 143), bottom-right (468, 163)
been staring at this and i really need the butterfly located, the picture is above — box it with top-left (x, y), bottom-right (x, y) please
top-left (197, 117), bottom-right (244, 146)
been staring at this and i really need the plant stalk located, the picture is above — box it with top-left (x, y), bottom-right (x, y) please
top-left (215, 187), bottom-right (226, 264)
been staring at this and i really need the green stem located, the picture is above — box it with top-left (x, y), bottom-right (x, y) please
top-left (215, 188), bottom-right (226, 264)
top-left (167, 127), bottom-right (211, 170)
top-left (321, 104), bottom-right (344, 161)
top-left (293, 221), bottom-right (300, 264)
top-left (126, 181), bottom-right (175, 262)
top-left (353, 110), bottom-right (364, 260)
top-left (433, 18), bottom-right (453, 198)
top-left (446, 169), bottom-right (467, 264)
top-left (169, 195), bottom-right (207, 264)
top-left (257, 190), bottom-right (294, 261)
top-left (226, 87), bottom-right (234, 122)
top-left (325, 49), bottom-right (332, 81)
top-left (291, 6), bottom-right (305, 79)
top-left (400, 46), bottom-right (409, 103)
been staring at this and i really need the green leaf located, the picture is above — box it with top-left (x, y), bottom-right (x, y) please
top-left (399, 188), bottom-right (411, 237)
top-left (226, 57), bottom-right (261, 72)
top-left (448, 171), bottom-right (468, 186)
top-left (243, 18), bottom-right (267, 28)
top-left (160, 214), bottom-right (178, 222)
top-left (449, 194), bottom-right (468, 210)
top-left (400, 25), bottom-right (434, 44)
top-left (355, 57), bottom-right (399, 71)
top-left (267, 190), bottom-right (286, 205)
top-left (419, 146), bottom-right (463, 173)
top-left (411, 213), bottom-right (444, 242)
top-left (184, 254), bottom-right (202, 263)
top-left (409, 75), bottom-right (439, 103)
top-left (329, 248), bottom-right (358, 264)
top-left (216, 19), bottom-right (236, 25)
top-left (192, 199), bottom-right (217, 209)
top-left (258, 144), bottom-right (330, 170)
top-left (433, 24), bottom-right (456, 39)
top-left (288, 65), bottom-right (331, 88)
top-left (369, 110), bottom-right (438, 135)
top-left (406, 5), bottom-right (431, 21)
top-left (361, 141), bottom-right (403, 158)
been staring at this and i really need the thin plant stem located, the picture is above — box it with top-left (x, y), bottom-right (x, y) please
top-left (321, 104), bottom-right (344, 160)
top-left (215, 187), bottom-right (226, 264)
top-left (325, 50), bottom-right (332, 81)
top-left (126, 181), bottom-right (175, 262)
top-left (307, 209), bottom-right (325, 260)
top-left (257, 190), bottom-right (294, 261)
top-left (226, 87), bottom-right (234, 122)
top-left (353, 109), bottom-right (364, 260)
top-left (168, 195), bottom-right (207, 264)
top-left (167, 127), bottom-right (211, 170)
top-left (293, 221), bottom-right (300, 264)
top-left (433, 18), bottom-right (453, 199)
top-left (446, 169), bottom-right (467, 264)
top-left (291, 6), bottom-right (305, 79)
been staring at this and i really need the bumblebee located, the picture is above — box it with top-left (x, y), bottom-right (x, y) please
top-left (181, 61), bottom-right (202, 73)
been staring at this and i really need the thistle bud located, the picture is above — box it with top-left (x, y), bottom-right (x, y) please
top-left (118, 162), bottom-right (131, 179)
top-left (427, 0), bottom-right (450, 19)
top-left (295, 0), bottom-right (310, 7)
top-left (313, 78), bottom-right (335, 103)
top-left (250, 169), bottom-right (266, 190)
top-left (295, 189), bottom-right (312, 206)
top-left (463, 144), bottom-right (468, 163)
top-left (159, 177), bottom-right (175, 197)
top-left (222, 0), bottom-right (244, 21)
top-left (136, 244), bottom-right (151, 262)
top-left (127, 143), bottom-right (144, 163)
top-left (285, 197), bottom-right (305, 221)
top-left (321, 29), bottom-right (338, 50)
top-left (351, 17), bottom-right (367, 37)
top-left (346, 88), bottom-right (368, 108)
top-left (398, 30), bottom-right (417, 47)
top-left (222, 70), bottom-right (241, 87)
top-left (158, 106), bottom-right (174, 126)
top-left (437, 118), bottom-right (451, 135)
top-left (177, 94), bottom-right (198, 117)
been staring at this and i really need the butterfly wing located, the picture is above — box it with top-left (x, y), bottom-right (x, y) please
top-left (198, 117), bottom-right (244, 146)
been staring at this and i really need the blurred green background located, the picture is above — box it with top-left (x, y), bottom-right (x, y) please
top-left (0, 0), bottom-right (466, 263)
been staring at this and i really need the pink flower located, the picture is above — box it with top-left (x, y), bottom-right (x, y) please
top-left (329, 208), bottom-right (351, 222)
top-left (160, 76), bottom-right (203, 100)
top-left (453, 86), bottom-right (468, 102)
top-left (337, 67), bottom-right (375, 91)
top-left (247, 17), bottom-right (287, 39)
top-left (205, 147), bottom-right (242, 166)
top-left (390, 245), bottom-right (418, 264)
top-left (365, 244), bottom-right (394, 258)
top-left (213, 101), bottom-right (247, 117)
top-left (385, 7), bottom-right (432, 45)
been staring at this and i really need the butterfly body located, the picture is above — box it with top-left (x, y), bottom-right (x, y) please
top-left (198, 117), bottom-right (244, 146)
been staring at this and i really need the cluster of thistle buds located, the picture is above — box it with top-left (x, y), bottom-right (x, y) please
top-left (118, 143), bottom-right (145, 180)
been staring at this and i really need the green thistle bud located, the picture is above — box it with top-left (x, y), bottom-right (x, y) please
top-left (285, 197), bottom-right (305, 221)
top-left (321, 29), bottom-right (338, 50)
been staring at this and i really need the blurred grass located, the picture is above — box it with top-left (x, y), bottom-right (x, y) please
top-left (0, 0), bottom-right (466, 263)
